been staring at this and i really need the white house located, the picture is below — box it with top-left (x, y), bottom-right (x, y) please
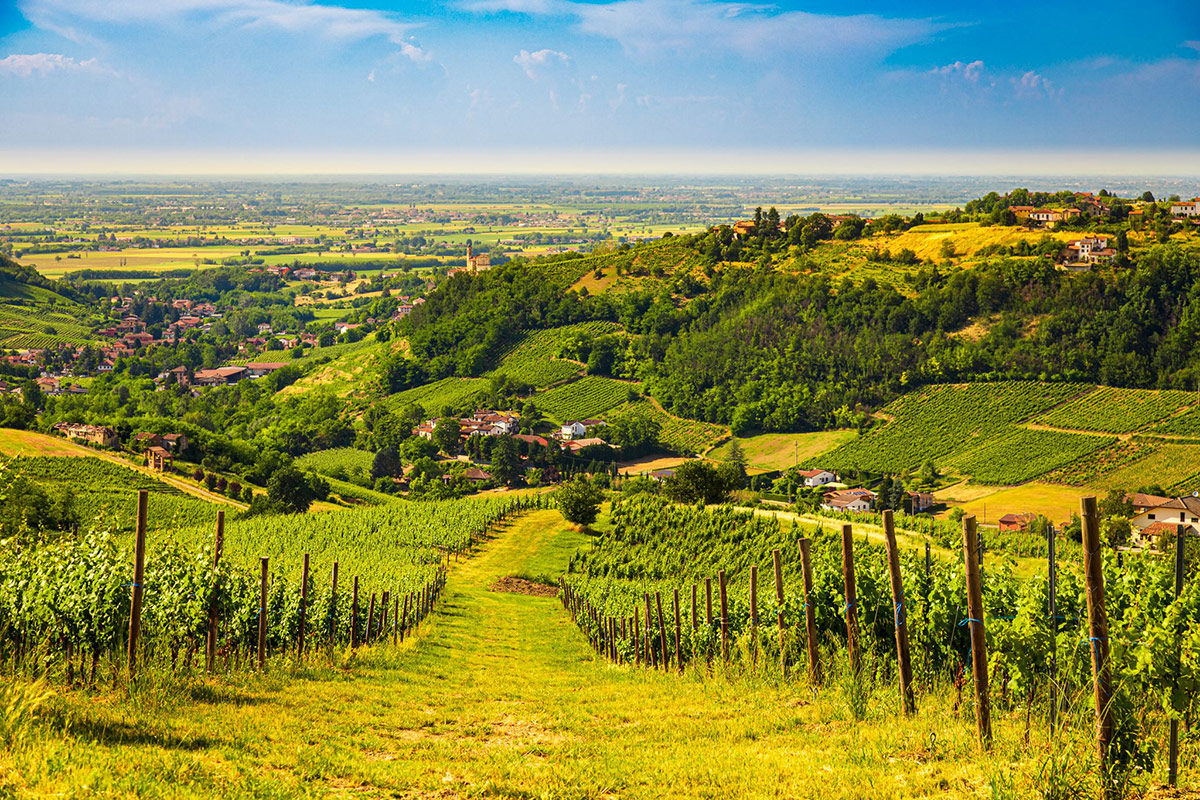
top-left (797, 468), bottom-right (837, 487)
top-left (1131, 495), bottom-right (1200, 531)
top-left (821, 488), bottom-right (876, 513)
top-left (561, 420), bottom-right (606, 439)
top-left (1170, 199), bottom-right (1200, 218)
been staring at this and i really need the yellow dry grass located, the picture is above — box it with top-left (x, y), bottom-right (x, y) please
top-left (876, 223), bottom-right (1081, 262)
top-left (934, 481), bottom-right (1105, 526)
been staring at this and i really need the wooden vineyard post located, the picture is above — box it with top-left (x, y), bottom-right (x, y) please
top-left (392, 594), bottom-right (400, 645)
top-left (381, 591), bottom-right (389, 642)
top-left (643, 594), bottom-right (656, 668)
top-left (963, 515), bottom-right (991, 749)
top-left (1048, 524), bottom-right (1058, 729)
top-left (351, 577), bottom-right (360, 648)
top-left (691, 584), bottom-right (698, 631)
top-left (621, 617), bottom-right (628, 664)
top-left (718, 570), bottom-right (729, 664)
top-left (883, 510), bottom-right (915, 715)
top-left (841, 523), bottom-right (860, 675)
top-left (705, 578), bottom-right (713, 626)
top-left (206, 509), bottom-right (224, 673)
top-left (257, 557), bottom-right (269, 671)
top-left (1081, 496), bottom-right (1114, 784)
top-left (1169, 524), bottom-right (1185, 788)
top-left (773, 549), bottom-right (786, 677)
top-left (330, 562), bottom-right (339, 643)
top-left (673, 589), bottom-right (683, 673)
top-left (297, 553), bottom-right (310, 659)
top-left (655, 592), bottom-right (668, 672)
top-left (749, 565), bottom-right (759, 671)
top-left (799, 538), bottom-right (821, 686)
top-left (633, 613), bottom-right (641, 666)
top-left (400, 593), bottom-right (410, 642)
top-left (127, 489), bottom-right (149, 678)
top-left (367, 593), bottom-right (377, 644)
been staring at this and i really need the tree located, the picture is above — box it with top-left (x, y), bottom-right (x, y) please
top-left (663, 460), bottom-right (729, 506)
top-left (371, 446), bottom-right (401, 480)
top-left (489, 435), bottom-right (521, 486)
top-left (433, 417), bottom-right (461, 455)
top-left (1099, 488), bottom-right (1133, 520)
top-left (556, 476), bottom-right (604, 526)
top-left (267, 466), bottom-right (316, 513)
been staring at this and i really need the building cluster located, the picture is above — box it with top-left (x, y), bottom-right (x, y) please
top-left (1060, 235), bottom-right (1117, 266)
top-left (51, 421), bottom-right (118, 448)
top-left (132, 430), bottom-right (190, 471)
top-left (413, 409), bottom-right (521, 441)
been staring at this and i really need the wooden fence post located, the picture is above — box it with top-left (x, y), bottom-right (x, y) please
top-left (1048, 524), bottom-right (1058, 729)
top-left (1169, 524), bottom-right (1185, 787)
top-left (841, 523), bottom-right (860, 675)
top-left (749, 565), bottom-right (758, 671)
top-left (643, 594), bottom-right (656, 668)
top-left (633, 612), bottom-right (641, 666)
top-left (330, 561), bottom-right (339, 643)
top-left (963, 515), bottom-right (991, 749)
top-left (297, 553), bottom-right (309, 659)
top-left (883, 511), bottom-right (916, 715)
top-left (1081, 496), bottom-right (1114, 785)
top-left (351, 576), bottom-right (360, 648)
top-left (400, 593), bottom-right (410, 642)
top-left (367, 593), bottom-right (377, 644)
top-left (718, 570), bottom-right (729, 664)
top-left (705, 578), bottom-right (713, 626)
top-left (773, 549), bottom-right (786, 678)
top-left (127, 489), bottom-right (148, 678)
top-left (392, 594), bottom-right (400, 645)
top-left (691, 584), bottom-right (698, 631)
top-left (673, 589), bottom-right (683, 673)
top-left (655, 591), bottom-right (668, 671)
top-left (257, 557), bottom-right (269, 671)
top-left (799, 537), bottom-right (821, 686)
top-left (206, 508), bottom-right (224, 673)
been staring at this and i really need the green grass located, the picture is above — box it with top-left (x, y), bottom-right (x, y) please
top-left (6, 509), bottom-right (1189, 797)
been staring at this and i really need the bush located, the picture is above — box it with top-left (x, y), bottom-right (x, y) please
top-left (556, 476), bottom-right (604, 526)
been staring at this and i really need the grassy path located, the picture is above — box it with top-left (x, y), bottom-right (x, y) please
top-left (9, 510), bottom-right (1140, 798)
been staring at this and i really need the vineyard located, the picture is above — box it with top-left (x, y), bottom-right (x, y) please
top-left (295, 447), bottom-right (375, 482)
top-left (536, 375), bottom-right (637, 422)
top-left (0, 493), bottom-right (542, 686)
top-left (486, 323), bottom-right (619, 388)
top-left (945, 428), bottom-right (1115, 485)
top-left (1149, 405), bottom-right (1200, 438)
top-left (8, 455), bottom-right (216, 531)
top-left (0, 282), bottom-right (97, 349)
top-left (816, 382), bottom-right (1090, 476)
top-left (602, 398), bottom-right (728, 455)
top-left (389, 376), bottom-right (489, 414)
top-left (1034, 386), bottom-right (1197, 434)
top-left (562, 494), bottom-right (1199, 791)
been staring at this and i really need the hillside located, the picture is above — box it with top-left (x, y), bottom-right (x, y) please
top-left (0, 254), bottom-right (99, 349)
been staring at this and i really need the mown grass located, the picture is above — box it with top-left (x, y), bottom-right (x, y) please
top-left (2, 510), bottom-right (1193, 797)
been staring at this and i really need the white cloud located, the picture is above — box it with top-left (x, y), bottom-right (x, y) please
top-left (930, 59), bottom-right (985, 83)
top-left (468, 0), bottom-right (944, 60)
top-left (513, 48), bottom-right (571, 80)
top-left (1013, 69), bottom-right (1058, 100)
top-left (0, 52), bottom-right (113, 77)
top-left (18, 0), bottom-right (430, 61)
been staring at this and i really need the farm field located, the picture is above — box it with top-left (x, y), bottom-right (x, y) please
top-left (709, 429), bottom-right (856, 470)
top-left (387, 376), bottom-right (490, 414)
top-left (1102, 441), bottom-right (1200, 494)
top-left (295, 447), bottom-right (375, 481)
top-left (934, 481), bottom-right (1103, 526)
top-left (7, 509), bottom-right (1185, 798)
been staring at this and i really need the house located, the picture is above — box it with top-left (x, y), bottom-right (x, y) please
top-left (1170, 199), bottom-right (1200, 219)
top-left (133, 431), bottom-right (164, 450)
top-left (465, 243), bottom-right (491, 273)
top-left (1062, 236), bottom-right (1116, 265)
top-left (193, 366), bottom-right (249, 386)
top-left (797, 468), bottom-right (837, 487)
top-left (146, 445), bottom-right (172, 472)
top-left (998, 512), bottom-right (1037, 532)
top-left (167, 366), bottom-right (190, 386)
top-left (413, 421), bottom-right (436, 440)
top-left (560, 419), bottom-right (607, 440)
top-left (161, 433), bottom-right (189, 453)
top-left (564, 437), bottom-right (608, 453)
top-left (245, 362), bottom-right (288, 378)
top-left (257, 323), bottom-right (273, 334)
top-left (906, 491), bottom-right (935, 513)
top-left (53, 422), bottom-right (118, 448)
top-left (1132, 496), bottom-right (1200, 531)
top-left (462, 467), bottom-right (492, 483)
top-left (1128, 492), bottom-right (1173, 516)
top-left (513, 434), bottom-right (551, 448)
top-left (821, 488), bottom-right (876, 513)
top-left (35, 377), bottom-right (61, 395)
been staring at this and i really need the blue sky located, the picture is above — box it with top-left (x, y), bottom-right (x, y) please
top-left (0, 0), bottom-right (1197, 173)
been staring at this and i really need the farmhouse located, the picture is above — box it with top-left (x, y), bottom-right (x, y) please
top-left (133, 431), bottom-right (164, 450)
top-left (146, 445), bottom-right (172, 472)
top-left (1062, 236), bottom-right (1116, 265)
top-left (245, 362), bottom-right (288, 378)
top-left (53, 422), bottom-right (118, 449)
top-left (797, 468), bottom-right (837, 487)
top-left (560, 419), bottom-right (607, 440)
top-left (193, 366), bottom-right (249, 386)
top-left (1131, 495), bottom-right (1200, 531)
top-left (906, 491), bottom-right (935, 513)
top-left (998, 512), bottom-right (1037, 532)
top-left (162, 432), bottom-right (189, 453)
top-left (821, 488), bottom-right (876, 513)
top-left (1170, 199), bottom-right (1200, 218)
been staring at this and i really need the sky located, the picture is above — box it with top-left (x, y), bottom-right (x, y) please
top-left (0, 0), bottom-right (1198, 174)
